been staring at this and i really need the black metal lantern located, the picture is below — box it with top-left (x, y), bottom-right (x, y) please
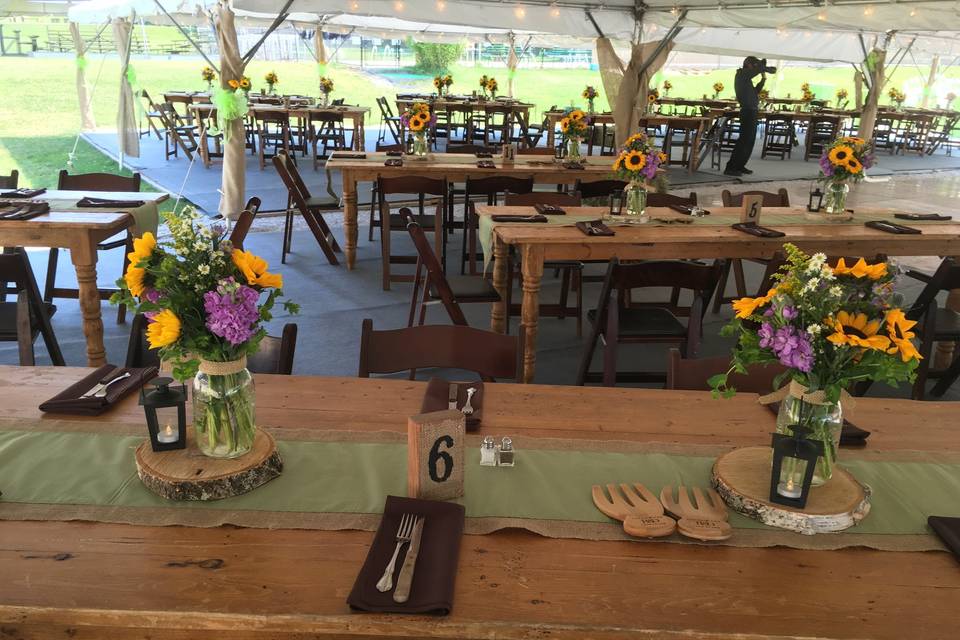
top-left (405, 134), bottom-right (415, 155)
top-left (553, 142), bottom-right (565, 162)
top-left (140, 376), bottom-right (187, 452)
top-left (769, 425), bottom-right (824, 509)
top-left (609, 189), bottom-right (626, 216)
top-left (807, 185), bottom-right (824, 212)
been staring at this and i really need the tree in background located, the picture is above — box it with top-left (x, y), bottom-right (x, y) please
top-left (409, 40), bottom-right (464, 74)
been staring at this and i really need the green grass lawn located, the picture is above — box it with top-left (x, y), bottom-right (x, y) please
top-left (0, 53), bottom-right (954, 209)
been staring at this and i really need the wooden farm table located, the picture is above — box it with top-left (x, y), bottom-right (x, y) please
top-left (0, 190), bottom-right (168, 367)
top-left (478, 205), bottom-right (960, 383)
top-left (2, 365), bottom-right (959, 639)
top-left (325, 153), bottom-right (615, 276)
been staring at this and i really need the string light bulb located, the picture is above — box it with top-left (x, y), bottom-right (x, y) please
top-left (863, 4), bottom-right (875, 16)
top-left (550, 2), bottom-right (561, 17)
top-left (817, 11), bottom-right (827, 20)
top-left (394, 0), bottom-right (404, 11)
top-left (436, 0), bottom-right (446, 9)
top-left (514, 5), bottom-right (526, 18)
top-left (910, 7), bottom-right (918, 16)
top-left (349, 0), bottom-right (360, 10)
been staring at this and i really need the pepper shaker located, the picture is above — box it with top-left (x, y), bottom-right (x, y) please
top-left (497, 437), bottom-right (515, 467)
top-left (480, 436), bottom-right (497, 466)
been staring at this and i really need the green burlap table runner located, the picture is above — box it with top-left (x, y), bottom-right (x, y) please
top-left (478, 209), bottom-right (955, 273)
top-left (1, 423), bottom-right (958, 552)
top-left (44, 198), bottom-right (159, 237)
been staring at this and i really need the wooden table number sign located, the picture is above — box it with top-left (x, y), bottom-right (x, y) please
top-left (407, 409), bottom-right (465, 501)
top-left (740, 194), bottom-right (764, 225)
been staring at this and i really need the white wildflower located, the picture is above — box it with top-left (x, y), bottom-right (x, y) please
top-left (820, 265), bottom-right (836, 281)
top-left (194, 240), bottom-right (208, 252)
top-left (829, 285), bottom-right (843, 297)
top-left (807, 324), bottom-right (822, 336)
top-left (198, 264), bottom-right (210, 275)
top-left (807, 253), bottom-right (827, 272)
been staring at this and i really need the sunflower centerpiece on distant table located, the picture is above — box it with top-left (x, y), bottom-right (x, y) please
top-left (264, 70), bottom-right (279, 95)
top-left (558, 107), bottom-right (589, 163)
top-left (201, 66), bottom-right (216, 92)
top-left (318, 76), bottom-right (334, 106)
top-left (817, 136), bottom-right (875, 218)
top-left (401, 102), bottom-right (436, 158)
top-left (610, 131), bottom-right (667, 223)
top-left (582, 85), bottom-right (599, 114)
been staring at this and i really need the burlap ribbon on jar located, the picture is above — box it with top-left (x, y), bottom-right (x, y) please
top-left (198, 357), bottom-right (248, 376)
top-left (758, 379), bottom-right (857, 412)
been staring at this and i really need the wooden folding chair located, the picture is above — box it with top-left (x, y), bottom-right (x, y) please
top-left (377, 175), bottom-right (448, 290)
top-left (272, 153), bottom-right (341, 266)
top-left (1, 247), bottom-right (64, 365)
top-left (665, 348), bottom-right (786, 393)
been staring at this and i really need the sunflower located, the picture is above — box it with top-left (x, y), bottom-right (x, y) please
top-left (228, 79), bottom-right (240, 89)
top-left (828, 145), bottom-right (854, 165)
top-left (841, 136), bottom-right (865, 146)
top-left (146, 309), bottom-right (181, 349)
top-left (623, 150), bottom-right (646, 170)
top-left (559, 117), bottom-right (570, 133)
top-left (127, 231), bottom-right (156, 267)
top-left (408, 115), bottom-right (426, 132)
top-left (569, 109), bottom-right (585, 121)
top-left (232, 248), bottom-right (283, 289)
top-left (647, 93), bottom-right (657, 104)
top-left (239, 78), bottom-right (251, 89)
top-left (124, 265), bottom-right (147, 298)
top-left (846, 158), bottom-right (863, 174)
top-left (732, 288), bottom-right (777, 319)
top-left (625, 133), bottom-right (645, 146)
top-left (657, 151), bottom-right (668, 163)
top-left (826, 311), bottom-right (891, 351)
top-left (612, 154), bottom-right (626, 171)
top-left (832, 257), bottom-right (886, 280)
top-left (884, 308), bottom-right (922, 362)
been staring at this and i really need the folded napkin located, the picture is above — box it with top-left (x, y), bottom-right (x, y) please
top-left (575, 220), bottom-right (615, 236)
top-left (384, 159), bottom-right (404, 167)
top-left (865, 220), bottom-right (922, 234)
top-left (894, 213), bottom-right (952, 222)
top-left (0, 201), bottom-right (49, 221)
top-left (534, 203), bottom-right (565, 215)
top-left (476, 160), bottom-right (496, 169)
top-left (0, 188), bottom-right (46, 198)
top-left (928, 516), bottom-right (960, 562)
top-left (332, 152), bottom-right (367, 160)
top-left (764, 402), bottom-right (870, 447)
top-left (731, 222), bottom-right (786, 238)
top-left (562, 162), bottom-right (585, 170)
top-left (385, 150), bottom-right (404, 157)
top-left (348, 495), bottom-right (465, 615)
top-left (77, 196), bottom-right (146, 208)
top-left (475, 152), bottom-right (493, 158)
top-left (420, 377), bottom-right (482, 430)
top-left (39, 364), bottom-right (159, 416)
top-left (491, 214), bottom-right (547, 223)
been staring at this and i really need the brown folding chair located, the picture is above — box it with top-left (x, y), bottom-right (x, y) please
top-left (377, 175), bottom-right (448, 290)
top-left (713, 188), bottom-right (790, 313)
top-left (0, 169), bottom-right (19, 189)
top-left (463, 176), bottom-right (533, 275)
top-left (254, 110), bottom-right (293, 169)
top-left (904, 257), bottom-right (960, 399)
top-left (403, 208), bottom-right (499, 328)
top-left (157, 101), bottom-right (199, 160)
top-left (761, 115), bottom-right (794, 160)
top-left (577, 259), bottom-right (722, 387)
top-left (138, 90), bottom-right (166, 141)
top-left (227, 196), bottom-right (262, 251)
top-left (665, 348), bottom-right (786, 393)
top-left (0, 247), bottom-right (64, 365)
top-left (575, 179), bottom-right (629, 203)
top-left (45, 170), bottom-right (142, 324)
top-left (272, 153), bottom-right (341, 265)
top-left (358, 318), bottom-right (520, 382)
top-left (647, 192), bottom-right (698, 207)
top-left (310, 112), bottom-right (349, 169)
top-left (804, 115), bottom-right (840, 161)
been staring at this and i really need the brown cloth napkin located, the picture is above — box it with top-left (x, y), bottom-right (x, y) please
top-left (384, 158), bottom-right (404, 167)
top-left (348, 495), bottom-right (465, 615)
top-left (77, 196), bottom-right (146, 208)
top-left (491, 213), bottom-right (547, 223)
top-left (476, 160), bottom-right (496, 169)
top-left (575, 220), bottom-right (615, 236)
top-left (420, 377), bottom-right (483, 430)
top-left (0, 202), bottom-right (50, 221)
top-left (39, 364), bottom-right (159, 416)
top-left (534, 203), bottom-right (566, 215)
top-left (0, 188), bottom-right (46, 198)
top-left (764, 402), bottom-right (870, 447)
top-left (928, 516), bottom-right (960, 562)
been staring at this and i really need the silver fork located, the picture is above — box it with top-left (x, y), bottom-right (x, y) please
top-left (376, 513), bottom-right (415, 592)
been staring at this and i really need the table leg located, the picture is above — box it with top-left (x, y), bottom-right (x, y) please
top-left (491, 236), bottom-right (509, 334)
top-left (72, 242), bottom-right (106, 367)
top-left (342, 170), bottom-right (358, 270)
top-left (519, 245), bottom-right (544, 384)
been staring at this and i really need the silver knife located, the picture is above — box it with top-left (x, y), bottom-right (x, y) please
top-left (392, 516), bottom-right (424, 603)
top-left (447, 383), bottom-right (459, 410)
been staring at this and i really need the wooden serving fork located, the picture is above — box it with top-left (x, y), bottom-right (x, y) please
top-left (660, 486), bottom-right (732, 541)
top-left (591, 483), bottom-right (676, 538)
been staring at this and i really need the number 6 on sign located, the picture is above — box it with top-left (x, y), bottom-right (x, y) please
top-left (407, 409), bottom-right (465, 501)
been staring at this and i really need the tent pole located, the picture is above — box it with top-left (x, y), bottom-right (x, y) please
top-left (241, 0), bottom-right (294, 65)
top-left (152, 0), bottom-right (220, 74)
top-left (922, 54), bottom-right (938, 107)
top-left (636, 10), bottom-right (685, 80)
top-left (857, 31), bottom-right (895, 144)
top-left (584, 11), bottom-right (605, 38)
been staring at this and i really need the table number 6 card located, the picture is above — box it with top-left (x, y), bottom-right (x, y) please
top-left (740, 194), bottom-right (764, 225)
top-left (407, 409), bottom-right (465, 501)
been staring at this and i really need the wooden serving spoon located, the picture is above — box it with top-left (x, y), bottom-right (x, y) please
top-left (591, 483), bottom-right (676, 538)
top-left (660, 485), bottom-right (732, 541)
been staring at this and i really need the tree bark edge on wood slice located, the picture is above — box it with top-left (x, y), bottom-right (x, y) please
top-left (136, 429), bottom-right (283, 501)
top-left (711, 446), bottom-right (871, 535)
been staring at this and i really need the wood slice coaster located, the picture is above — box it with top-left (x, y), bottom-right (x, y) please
top-left (711, 446), bottom-right (871, 535)
top-left (135, 429), bottom-right (282, 501)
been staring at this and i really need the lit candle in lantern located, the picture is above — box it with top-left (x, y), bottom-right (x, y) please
top-left (156, 423), bottom-right (179, 444)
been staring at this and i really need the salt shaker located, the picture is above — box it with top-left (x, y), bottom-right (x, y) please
top-left (497, 437), bottom-right (515, 467)
top-left (480, 436), bottom-right (498, 466)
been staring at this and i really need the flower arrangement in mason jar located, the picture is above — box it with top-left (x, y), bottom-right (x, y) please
top-left (646, 88), bottom-right (660, 113)
top-left (712, 81), bottom-right (724, 99)
top-left (836, 87), bottom-right (849, 109)
top-left (558, 107), bottom-right (589, 162)
top-left (318, 76), bottom-right (334, 106)
top-left (264, 70), bottom-right (279, 94)
top-left (662, 79), bottom-right (672, 97)
top-left (111, 208), bottom-right (297, 459)
top-left (485, 76), bottom-right (499, 98)
top-left (401, 102), bottom-right (436, 157)
top-left (433, 74), bottom-right (453, 96)
top-left (817, 136), bottom-right (875, 216)
top-left (200, 66), bottom-right (216, 91)
top-left (610, 131), bottom-right (667, 222)
top-left (711, 243), bottom-right (920, 485)
top-left (758, 88), bottom-right (770, 107)
top-left (582, 85), bottom-right (599, 113)
top-left (887, 87), bottom-right (906, 110)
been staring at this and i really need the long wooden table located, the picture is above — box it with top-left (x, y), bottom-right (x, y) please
top-left (0, 190), bottom-right (168, 367)
top-left (325, 153), bottom-right (615, 277)
top-left (2, 366), bottom-right (958, 639)
top-left (478, 205), bottom-right (960, 383)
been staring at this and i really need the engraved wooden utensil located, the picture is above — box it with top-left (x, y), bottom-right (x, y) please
top-left (591, 483), bottom-right (676, 538)
top-left (376, 513), bottom-right (415, 592)
top-left (660, 485), bottom-right (732, 541)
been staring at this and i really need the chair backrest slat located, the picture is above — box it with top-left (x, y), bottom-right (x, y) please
top-left (721, 188), bottom-right (789, 207)
top-left (0, 169), bottom-right (19, 189)
top-left (402, 209), bottom-right (468, 326)
top-left (575, 179), bottom-right (628, 199)
top-left (58, 170), bottom-right (141, 192)
top-left (666, 349), bottom-right (787, 394)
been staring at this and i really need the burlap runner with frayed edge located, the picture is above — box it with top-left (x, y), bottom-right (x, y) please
top-left (0, 418), bottom-right (953, 553)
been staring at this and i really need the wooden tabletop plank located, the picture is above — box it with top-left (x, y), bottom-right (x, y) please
top-left (2, 367), bottom-right (958, 639)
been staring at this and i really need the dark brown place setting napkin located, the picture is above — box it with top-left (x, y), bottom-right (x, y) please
top-left (864, 220), bottom-right (922, 234)
top-left (77, 196), bottom-right (146, 208)
top-left (39, 364), bottom-right (159, 416)
top-left (928, 516), bottom-right (960, 562)
top-left (0, 187), bottom-right (46, 198)
top-left (384, 158), bottom-right (404, 167)
top-left (332, 152), bottom-right (367, 160)
top-left (575, 220), bottom-right (615, 236)
top-left (534, 203), bottom-right (565, 215)
top-left (420, 377), bottom-right (482, 430)
top-left (0, 201), bottom-right (50, 221)
top-left (476, 160), bottom-right (496, 169)
top-left (491, 213), bottom-right (548, 223)
top-left (348, 495), bottom-right (465, 615)
top-left (731, 222), bottom-right (786, 238)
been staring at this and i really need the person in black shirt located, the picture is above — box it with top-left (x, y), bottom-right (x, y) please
top-left (724, 56), bottom-right (766, 176)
